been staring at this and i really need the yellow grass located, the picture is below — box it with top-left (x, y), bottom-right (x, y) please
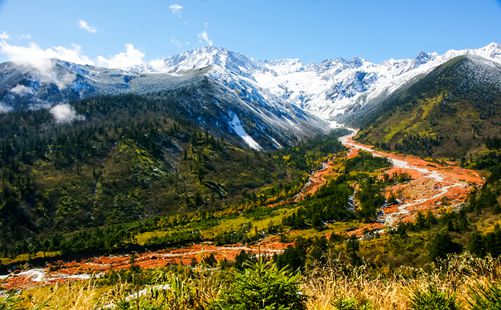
top-left (0, 251), bottom-right (61, 265)
top-left (2, 253), bottom-right (499, 309)
top-left (19, 281), bottom-right (101, 309)
top-left (302, 253), bottom-right (500, 309)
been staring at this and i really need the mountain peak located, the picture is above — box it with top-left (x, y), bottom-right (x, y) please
top-left (414, 51), bottom-right (431, 65)
top-left (151, 46), bottom-right (257, 75)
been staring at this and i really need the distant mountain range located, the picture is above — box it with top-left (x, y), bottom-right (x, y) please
top-left (0, 58), bottom-right (327, 151)
top-left (0, 43), bottom-right (500, 150)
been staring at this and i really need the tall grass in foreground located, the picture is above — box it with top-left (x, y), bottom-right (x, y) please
top-left (1, 252), bottom-right (499, 309)
top-left (11, 280), bottom-right (99, 309)
top-left (300, 253), bottom-right (500, 309)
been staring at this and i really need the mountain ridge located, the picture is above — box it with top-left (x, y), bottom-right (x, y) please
top-left (0, 57), bottom-right (328, 151)
top-left (0, 43), bottom-right (499, 152)
top-left (355, 54), bottom-right (501, 159)
top-left (1, 43), bottom-right (499, 118)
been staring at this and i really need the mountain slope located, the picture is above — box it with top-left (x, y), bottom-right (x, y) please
top-left (146, 44), bottom-right (501, 121)
top-left (0, 92), bottom-right (345, 247)
top-left (355, 55), bottom-right (501, 159)
top-left (0, 60), bottom-right (327, 151)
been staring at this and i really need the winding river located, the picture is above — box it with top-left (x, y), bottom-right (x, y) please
top-left (338, 128), bottom-right (481, 226)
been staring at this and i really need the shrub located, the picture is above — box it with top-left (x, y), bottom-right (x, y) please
top-left (203, 253), bottom-right (217, 267)
top-left (96, 270), bottom-right (215, 310)
top-left (468, 282), bottom-right (501, 310)
top-left (331, 297), bottom-right (373, 310)
top-left (213, 259), bottom-right (305, 309)
top-left (408, 285), bottom-right (460, 310)
top-left (428, 231), bottom-right (462, 261)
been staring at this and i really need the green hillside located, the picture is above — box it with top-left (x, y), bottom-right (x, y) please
top-left (0, 93), bottom-right (345, 251)
top-left (356, 55), bottom-right (501, 160)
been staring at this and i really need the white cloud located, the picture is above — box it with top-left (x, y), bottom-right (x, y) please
top-left (0, 103), bottom-right (13, 113)
top-left (0, 40), bottom-right (94, 68)
top-left (0, 40), bottom-right (93, 88)
top-left (77, 19), bottom-right (97, 33)
top-left (10, 84), bottom-right (33, 95)
top-left (169, 4), bottom-right (183, 15)
top-left (198, 30), bottom-right (213, 46)
top-left (19, 33), bottom-right (32, 40)
top-left (148, 58), bottom-right (167, 72)
top-left (96, 43), bottom-right (145, 69)
top-left (0, 39), bottom-right (149, 72)
top-left (50, 104), bottom-right (84, 123)
top-left (55, 72), bottom-right (77, 89)
top-left (0, 31), bottom-right (9, 40)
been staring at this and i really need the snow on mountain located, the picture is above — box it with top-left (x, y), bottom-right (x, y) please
top-left (0, 48), bottom-right (328, 150)
top-left (137, 43), bottom-right (500, 122)
top-left (0, 43), bottom-right (499, 148)
top-left (253, 43), bottom-right (501, 120)
top-left (228, 111), bottom-right (263, 151)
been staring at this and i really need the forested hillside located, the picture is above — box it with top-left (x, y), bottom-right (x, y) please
top-left (0, 93), bottom-right (346, 258)
top-left (355, 55), bottom-right (501, 160)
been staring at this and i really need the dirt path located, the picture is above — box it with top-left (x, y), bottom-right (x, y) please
top-left (339, 129), bottom-right (484, 227)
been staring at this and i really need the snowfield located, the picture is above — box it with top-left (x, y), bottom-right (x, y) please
top-left (229, 111), bottom-right (263, 151)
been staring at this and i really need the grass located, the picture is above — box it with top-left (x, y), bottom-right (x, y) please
top-left (135, 230), bottom-right (175, 245)
top-left (3, 253), bottom-right (499, 309)
top-left (289, 228), bottom-right (326, 239)
top-left (301, 253), bottom-right (500, 310)
top-left (16, 281), bottom-right (102, 309)
top-left (247, 208), bottom-right (296, 233)
top-left (201, 204), bottom-right (298, 239)
top-left (0, 251), bottom-right (61, 266)
top-left (201, 215), bottom-right (250, 239)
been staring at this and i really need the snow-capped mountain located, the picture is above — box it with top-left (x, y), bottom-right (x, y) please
top-left (354, 54), bottom-right (501, 158)
top-left (0, 43), bottom-right (499, 149)
top-left (3, 43), bottom-right (500, 117)
top-left (135, 43), bottom-right (501, 121)
top-left (0, 52), bottom-right (328, 151)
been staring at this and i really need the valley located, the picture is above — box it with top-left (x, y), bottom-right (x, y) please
top-left (1, 0), bottom-right (501, 306)
top-left (341, 130), bottom-right (483, 227)
top-left (0, 129), bottom-right (485, 290)
top-left (0, 26), bottom-right (499, 307)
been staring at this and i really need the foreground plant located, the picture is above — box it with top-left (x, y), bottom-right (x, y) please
top-left (468, 282), bottom-right (501, 310)
top-left (408, 285), bottom-right (460, 310)
top-left (213, 259), bottom-right (305, 310)
top-left (0, 292), bottom-right (24, 310)
top-left (331, 297), bottom-right (373, 310)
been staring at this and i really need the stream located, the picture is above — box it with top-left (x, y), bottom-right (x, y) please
top-left (338, 128), bottom-right (471, 226)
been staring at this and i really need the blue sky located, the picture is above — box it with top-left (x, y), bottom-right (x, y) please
top-left (0, 0), bottom-right (500, 65)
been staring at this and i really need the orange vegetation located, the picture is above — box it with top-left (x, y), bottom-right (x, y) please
top-left (1, 240), bottom-right (292, 290)
top-left (343, 134), bottom-right (483, 230)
